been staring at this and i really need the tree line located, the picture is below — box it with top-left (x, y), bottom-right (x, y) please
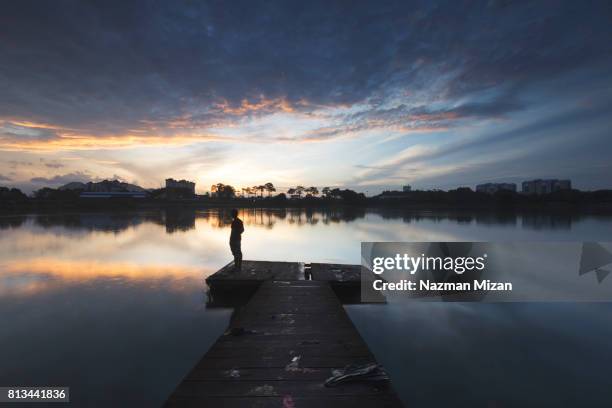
top-left (209, 183), bottom-right (365, 201)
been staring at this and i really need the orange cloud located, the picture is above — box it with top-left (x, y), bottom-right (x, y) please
top-left (215, 96), bottom-right (297, 115)
top-left (0, 119), bottom-right (230, 151)
top-left (0, 99), bottom-right (457, 151)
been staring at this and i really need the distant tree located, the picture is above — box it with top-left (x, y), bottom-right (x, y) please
top-left (211, 183), bottom-right (235, 199)
top-left (287, 188), bottom-right (296, 197)
top-left (33, 188), bottom-right (79, 200)
top-left (264, 182), bottom-right (276, 197)
top-left (295, 186), bottom-right (305, 198)
top-left (225, 185), bottom-right (236, 198)
top-left (0, 187), bottom-right (28, 201)
top-left (305, 186), bottom-right (319, 197)
top-left (252, 185), bottom-right (265, 198)
top-left (328, 188), bottom-right (365, 202)
top-left (321, 187), bottom-right (332, 198)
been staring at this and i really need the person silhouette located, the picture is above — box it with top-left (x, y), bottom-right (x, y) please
top-left (229, 209), bottom-right (244, 271)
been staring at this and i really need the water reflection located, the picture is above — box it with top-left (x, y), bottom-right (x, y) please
top-left (521, 212), bottom-right (572, 230)
top-left (347, 301), bottom-right (612, 407)
top-left (1, 209), bottom-right (612, 407)
top-left (163, 208), bottom-right (196, 233)
top-left (1, 259), bottom-right (207, 296)
top-left (0, 208), bottom-right (599, 234)
top-left (0, 214), bottom-right (26, 229)
top-left (0, 274), bottom-right (230, 407)
top-left (33, 212), bottom-right (158, 232)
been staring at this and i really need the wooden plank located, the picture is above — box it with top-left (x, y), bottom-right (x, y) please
top-left (166, 263), bottom-right (402, 407)
top-left (205, 347), bottom-right (371, 359)
top-left (185, 367), bottom-right (332, 381)
top-left (171, 380), bottom-right (395, 397)
top-left (213, 335), bottom-right (371, 349)
top-left (206, 260), bottom-right (304, 283)
top-left (180, 356), bottom-right (375, 369)
top-left (310, 263), bottom-right (361, 282)
top-left (166, 395), bottom-right (401, 408)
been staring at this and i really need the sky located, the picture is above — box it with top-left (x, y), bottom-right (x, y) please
top-left (1, 0), bottom-right (611, 194)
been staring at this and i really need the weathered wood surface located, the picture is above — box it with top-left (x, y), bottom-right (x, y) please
top-left (207, 261), bottom-right (365, 286)
top-left (308, 262), bottom-right (386, 304)
top-left (310, 263), bottom-right (361, 283)
top-left (165, 279), bottom-right (402, 407)
top-left (207, 260), bottom-right (304, 285)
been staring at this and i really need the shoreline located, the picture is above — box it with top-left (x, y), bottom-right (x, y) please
top-left (2, 202), bottom-right (612, 217)
top-left (2, 197), bottom-right (612, 216)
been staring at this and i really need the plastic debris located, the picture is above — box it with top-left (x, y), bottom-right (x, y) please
top-left (227, 369), bottom-right (240, 378)
top-left (285, 355), bottom-right (301, 372)
top-left (324, 363), bottom-right (390, 387)
top-left (284, 355), bottom-right (315, 373)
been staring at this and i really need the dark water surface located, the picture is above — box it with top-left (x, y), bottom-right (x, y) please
top-left (1, 209), bottom-right (611, 407)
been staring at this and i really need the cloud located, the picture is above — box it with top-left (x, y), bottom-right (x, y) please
top-left (38, 158), bottom-right (65, 169)
top-left (352, 98), bottom-right (612, 188)
top-left (0, 122), bottom-right (59, 141)
top-left (0, 122), bottom-right (63, 149)
top-left (0, 174), bottom-right (12, 181)
top-left (1, 1), bottom-right (612, 191)
top-left (0, 120), bottom-right (229, 150)
top-left (291, 97), bottom-right (524, 143)
top-left (8, 160), bottom-right (33, 169)
top-left (0, 1), bottom-right (610, 148)
top-left (30, 171), bottom-right (97, 186)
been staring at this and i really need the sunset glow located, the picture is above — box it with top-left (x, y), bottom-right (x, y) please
top-left (1, 2), bottom-right (611, 194)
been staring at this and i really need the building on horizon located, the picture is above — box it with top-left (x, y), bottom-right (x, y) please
top-left (521, 179), bottom-right (571, 194)
top-left (402, 185), bottom-right (412, 192)
top-left (476, 183), bottom-right (517, 194)
top-left (165, 178), bottom-right (196, 198)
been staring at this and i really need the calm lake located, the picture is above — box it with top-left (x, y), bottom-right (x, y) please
top-left (1, 208), bottom-right (611, 407)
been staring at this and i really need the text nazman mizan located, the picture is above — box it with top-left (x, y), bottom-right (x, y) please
top-left (373, 279), bottom-right (512, 291)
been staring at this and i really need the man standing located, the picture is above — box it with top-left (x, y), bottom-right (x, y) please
top-left (229, 209), bottom-right (244, 271)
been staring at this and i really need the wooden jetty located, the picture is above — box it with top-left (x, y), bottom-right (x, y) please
top-left (165, 261), bottom-right (402, 408)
